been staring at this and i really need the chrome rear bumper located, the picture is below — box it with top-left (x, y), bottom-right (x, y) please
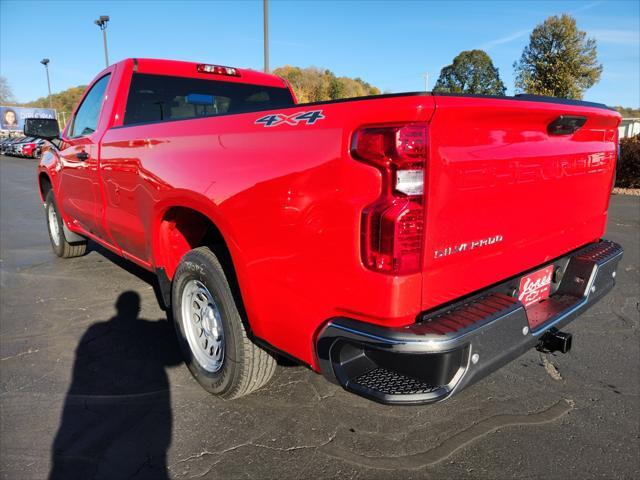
top-left (316, 240), bottom-right (623, 405)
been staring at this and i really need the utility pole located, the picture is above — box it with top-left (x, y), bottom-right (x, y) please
top-left (422, 72), bottom-right (430, 92)
top-left (263, 0), bottom-right (269, 73)
top-left (94, 15), bottom-right (110, 67)
top-left (40, 58), bottom-right (53, 109)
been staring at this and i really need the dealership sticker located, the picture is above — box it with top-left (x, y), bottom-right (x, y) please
top-left (518, 265), bottom-right (554, 307)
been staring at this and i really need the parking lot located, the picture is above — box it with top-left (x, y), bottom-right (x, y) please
top-left (0, 153), bottom-right (638, 479)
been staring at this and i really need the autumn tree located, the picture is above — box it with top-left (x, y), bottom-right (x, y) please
top-left (614, 106), bottom-right (640, 117)
top-left (273, 66), bottom-right (380, 102)
top-left (24, 85), bottom-right (87, 114)
top-left (433, 50), bottom-right (506, 95)
top-left (514, 14), bottom-right (602, 99)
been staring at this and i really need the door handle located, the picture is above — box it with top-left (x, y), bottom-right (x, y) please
top-left (76, 151), bottom-right (89, 161)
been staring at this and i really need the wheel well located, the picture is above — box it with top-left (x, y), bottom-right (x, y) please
top-left (157, 206), bottom-right (247, 324)
top-left (39, 173), bottom-right (52, 202)
top-left (156, 207), bottom-right (237, 286)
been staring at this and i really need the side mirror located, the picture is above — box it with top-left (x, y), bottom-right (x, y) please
top-left (23, 118), bottom-right (60, 140)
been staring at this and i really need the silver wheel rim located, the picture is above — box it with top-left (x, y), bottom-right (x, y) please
top-left (48, 204), bottom-right (60, 247)
top-left (181, 279), bottom-right (225, 372)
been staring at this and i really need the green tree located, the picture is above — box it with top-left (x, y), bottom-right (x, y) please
top-left (273, 66), bottom-right (380, 102)
top-left (514, 14), bottom-right (602, 99)
top-left (433, 50), bottom-right (506, 95)
top-left (329, 76), bottom-right (346, 99)
top-left (0, 76), bottom-right (16, 104)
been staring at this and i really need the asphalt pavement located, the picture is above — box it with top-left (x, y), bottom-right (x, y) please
top-left (1, 154), bottom-right (639, 479)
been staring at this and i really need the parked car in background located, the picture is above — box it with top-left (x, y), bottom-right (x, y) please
top-left (3, 136), bottom-right (26, 156)
top-left (34, 138), bottom-right (48, 158)
top-left (1, 136), bottom-right (23, 155)
top-left (0, 137), bottom-right (14, 154)
top-left (11, 137), bottom-right (34, 157)
top-left (18, 138), bottom-right (46, 158)
top-left (0, 136), bottom-right (45, 158)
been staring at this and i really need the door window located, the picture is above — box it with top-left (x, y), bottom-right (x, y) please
top-left (68, 74), bottom-right (111, 138)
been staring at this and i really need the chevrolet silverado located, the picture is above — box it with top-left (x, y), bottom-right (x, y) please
top-left (26, 58), bottom-right (623, 404)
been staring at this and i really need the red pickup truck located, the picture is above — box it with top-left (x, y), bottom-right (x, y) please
top-left (27, 58), bottom-right (623, 404)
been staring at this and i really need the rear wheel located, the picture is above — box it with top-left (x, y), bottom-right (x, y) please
top-left (45, 191), bottom-right (87, 258)
top-left (172, 247), bottom-right (276, 398)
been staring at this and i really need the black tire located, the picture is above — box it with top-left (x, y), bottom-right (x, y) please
top-left (45, 190), bottom-right (87, 258)
top-left (172, 247), bottom-right (276, 398)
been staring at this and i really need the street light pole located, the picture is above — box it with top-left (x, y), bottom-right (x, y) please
top-left (40, 59), bottom-right (53, 109)
top-left (94, 15), bottom-right (110, 67)
top-left (422, 72), bottom-right (429, 92)
top-left (263, 0), bottom-right (269, 73)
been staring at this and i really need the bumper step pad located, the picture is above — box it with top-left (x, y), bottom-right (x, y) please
top-left (353, 368), bottom-right (440, 396)
top-left (414, 293), bottom-right (518, 335)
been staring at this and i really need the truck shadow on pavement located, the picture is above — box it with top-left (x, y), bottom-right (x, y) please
top-left (49, 291), bottom-right (181, 480)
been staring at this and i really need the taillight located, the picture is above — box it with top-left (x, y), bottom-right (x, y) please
top-left (351, 124), bottom-right (427, 275)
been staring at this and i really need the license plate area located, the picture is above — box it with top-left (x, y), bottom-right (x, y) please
top-left (518, 265), bottom-right (554, 309)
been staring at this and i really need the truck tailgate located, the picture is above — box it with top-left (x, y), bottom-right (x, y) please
top-left (422, 95), bottom-right (620, 311)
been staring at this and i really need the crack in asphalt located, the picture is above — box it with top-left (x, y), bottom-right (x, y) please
top-left (320, 399), bottom-right (575, 470)
top-left (540, 353), bottom-right (563, 381)
top-left (169, 432), bottom-right (338, 475)
top-left (0, 370), bottom-right (55, 396)
top-left (0, 347), bottom-right (40, 361)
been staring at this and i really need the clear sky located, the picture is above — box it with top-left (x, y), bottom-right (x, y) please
top-left (1, 0), bottom-right (638, 107)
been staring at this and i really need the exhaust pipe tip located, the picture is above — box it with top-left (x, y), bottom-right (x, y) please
top-left (537, 328), bottom-right (573, 354)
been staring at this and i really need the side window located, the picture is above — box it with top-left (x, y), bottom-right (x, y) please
top-left (69, 74), bottom-right (111, 138)
top-left (123, 73), bottom-right (294, 125)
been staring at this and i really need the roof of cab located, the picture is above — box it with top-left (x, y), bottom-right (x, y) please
top-left (122, 58), bottom-right (288, 89)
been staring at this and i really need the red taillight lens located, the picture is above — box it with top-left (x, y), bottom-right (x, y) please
top-left (352, 128), bottom-right (392, 164)
top-left (352, 124), bottom-right (427, 275)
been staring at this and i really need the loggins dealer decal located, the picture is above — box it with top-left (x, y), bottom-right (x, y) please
top-left (255, 110), bottom-right (325, 127)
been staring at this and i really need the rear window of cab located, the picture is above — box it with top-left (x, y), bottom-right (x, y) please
top-left (123, 73), bottom-right (294, 125)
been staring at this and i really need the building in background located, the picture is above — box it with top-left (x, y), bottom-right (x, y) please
top-left (619, 118), bottom-right (640, 138)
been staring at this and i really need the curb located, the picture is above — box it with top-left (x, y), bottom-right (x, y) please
top-left (612, 187), bottom-right (640, 196)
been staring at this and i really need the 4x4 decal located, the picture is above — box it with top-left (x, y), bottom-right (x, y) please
top-left (255, 110), bottom-right (325, 127)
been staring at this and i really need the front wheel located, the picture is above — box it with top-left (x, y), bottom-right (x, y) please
top-left (172, 247), bottom-right (276, 398)
top-left (45, 191), bottom-right (87, 258)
